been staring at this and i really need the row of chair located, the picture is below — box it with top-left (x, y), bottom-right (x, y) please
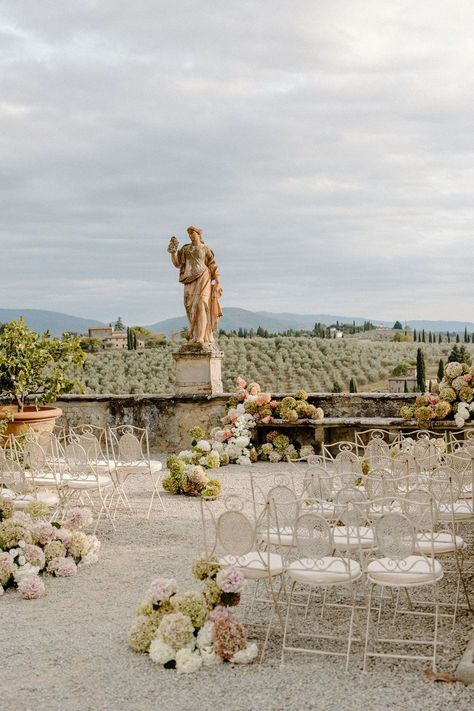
top-left (0, 424), bottom-right (164, 531)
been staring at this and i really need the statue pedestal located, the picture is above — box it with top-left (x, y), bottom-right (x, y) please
top-left (173, 347), bottom-right (224, 395)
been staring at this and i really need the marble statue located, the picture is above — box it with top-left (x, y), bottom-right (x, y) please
top-left (168, 226), bottom-right (223, 346)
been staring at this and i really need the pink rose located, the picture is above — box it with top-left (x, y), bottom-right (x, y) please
top-left (269, 401), bottom-right (278, 409)
top-left (261, 416), bottom-right (272, 425)
top-left (464, 374), bottom-right (472, 382)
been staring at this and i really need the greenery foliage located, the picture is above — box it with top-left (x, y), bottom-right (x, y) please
top-left (0, 318), bottom-right (85, 410)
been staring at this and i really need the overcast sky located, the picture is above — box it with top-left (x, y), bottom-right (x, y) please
top-left (1, 1), bottom-right (473, 325)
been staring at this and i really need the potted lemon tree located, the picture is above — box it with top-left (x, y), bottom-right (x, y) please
top-left (0, 318), bottom-right (85, 438)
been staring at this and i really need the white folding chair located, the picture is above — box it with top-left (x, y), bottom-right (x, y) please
top-left (363, 512), bottom-right (443, 672)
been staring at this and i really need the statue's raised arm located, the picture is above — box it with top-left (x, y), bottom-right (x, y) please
top-left (168, 226), bottom-right (222, 346)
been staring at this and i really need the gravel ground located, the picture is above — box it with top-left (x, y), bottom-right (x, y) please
top-left (2, 460), bottom-right (474, 711)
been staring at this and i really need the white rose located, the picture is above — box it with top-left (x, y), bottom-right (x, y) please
top-left (235, 436), bottom-right (250, 448)
top-left (199, 456), bottom-right (208, 466)
top-left (455, 415), bottom-right (465, 428)
top-left (0, 585), bottom-right (4, 596)
top-left (149, 638), bottom-right (175, 665)
top-left (196, 621), bottom-right (214, 649)
top-left (175, 648), bottom-right (202, 674)
top-left (211, 441), bottom-right (223, 453)
top-left (17, 555), bottom-right (26, 566)
top-left (18, 540), bottom-right (26, 549)
top-left (200, 646), bottom-right (223, 666)
top-left (231, 642), bottom-right (259, 664)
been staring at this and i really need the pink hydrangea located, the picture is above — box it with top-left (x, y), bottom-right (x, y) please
top-left (18, 575), bottom-right (45, 599)
top-left (256, 394), bottom-right (272, 407)
top-left (49, 557), bottom-right (77, 577)
top-left (216, 567), bottom-right (245, 594)
top-left (146, 577), bottom-right (177, 605)
top-left (65, 508), bottom-right (93, 530)
top-left (24, 544), bottom-right (46, 569)
top-left (31, 521), bottom-right (56, 546)
top-left (236, 389), bottom-right (247, 402)
top-left (54, 528), bottom-right (71, 546)
top-left (87, 535), bottom-right (101, 555)
top-left (235, 377), bottom-right (247, 390)
top-left (209, 605), bottom-right (233, 623)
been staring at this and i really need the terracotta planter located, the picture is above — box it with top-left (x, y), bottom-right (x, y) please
top-left (1, 405), bottom-right (62, 439)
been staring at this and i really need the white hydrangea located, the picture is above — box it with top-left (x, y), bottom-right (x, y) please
top-left (178, 450), bottom-right (193, 462)
top-left (175, 648), bottom-right (203, 674)
top-left (234, 436), bottom-right (250, 449)
top-left (199, 456), bottom-right (208, 467)
top-left (149, 638), bottom-right (175, 665)
top-left (455, 414), bottom-right (465, 428)
top-left (196, 440), bottom-right (211, 452)
top-left (196, 621), bottom-right (214, 649)
top-left (231, 642), bottom-right (259, 664)
top-left (211, 441), bottom-right (224, 453)
top-left (13, 563), bottom-right (40, 583)
top-left (237, 455), bottom-right (251, 466)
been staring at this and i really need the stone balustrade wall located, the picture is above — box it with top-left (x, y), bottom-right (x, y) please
top-left (46, 392), bottom-right (419, 451)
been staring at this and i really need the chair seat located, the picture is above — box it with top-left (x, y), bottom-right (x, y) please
top-left (63, 475), bottom-right (113, 490)
top-left (287, 557), bottom-right (362, 585)
top-left (305, 501), bottom-right (337, 520)
top-left (26, 475), bottom-right (59, 486)
top-left (12, 491), bottom-right (59, 509)
top-left (116, 461), bottom-right (163, 475)
top-left (220, 552), bottom-right (284, 580)
top-left (367, 555), bottom-right (443, 586)
top-left (333, 526), bottom-right (375, 550)
top-left (259, 526), bottom-right (294, 547)
top-left (438, 502), bottom-right (474, 520)
top-left (415, 532), bottom-right (465, 554)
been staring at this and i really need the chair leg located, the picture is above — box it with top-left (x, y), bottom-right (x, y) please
top-left (281, 581), bottom-right (296, 667)
top-left (363, 583), bottom-right (375, 673)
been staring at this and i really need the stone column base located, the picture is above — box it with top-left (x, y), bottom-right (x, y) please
top-left (173, 347), bottom-right (224, 395)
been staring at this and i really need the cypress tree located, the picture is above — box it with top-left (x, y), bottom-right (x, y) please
top-left (127, 327), bottom-right (132, 350)
top-left (456, 333), bottom-right (460, 343)
top-left (413, 328), bottom-right (417, 341)
top-left (428, 332), bottom-right (432, 343)
top-left (416, 348), bottom-right (426, 392)
top-left (464, 327), bottom-right (468, 343)
top-left (438, 333), bottom-right (442, 344)
top-left (437, 359), bottom-right (444, 382)
top-left (422, 329), bottom-right (426, 343)
top-left (403, 380), bottom-right (409, 393)
top-left (349, 378), bottom-right (357, 393)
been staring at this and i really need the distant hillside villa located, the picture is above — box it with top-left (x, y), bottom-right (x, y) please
top-left (88, 326), bottom-right (144, 350)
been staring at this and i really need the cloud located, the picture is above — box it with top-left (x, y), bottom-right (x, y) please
top-left (0, 0), bottom-right (473, 323)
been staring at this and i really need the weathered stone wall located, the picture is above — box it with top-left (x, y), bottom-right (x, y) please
top-left (50, 392), bottom-right (417, 451)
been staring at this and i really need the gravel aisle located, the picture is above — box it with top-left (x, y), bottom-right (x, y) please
top-left (2, 461), bottom-right (474, 711)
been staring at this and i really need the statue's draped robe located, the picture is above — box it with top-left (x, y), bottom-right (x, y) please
top-left (177, 243), bottom-right (222, 343)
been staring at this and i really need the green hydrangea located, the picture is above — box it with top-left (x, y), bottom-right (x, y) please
top-left (162, 474), bottom-right (182, 495)
top-left (459, 386), bottom-right (473, 403)
top-left (273, 434), bottom-right (290, 451)
top-left (294, 389), bottom-right (308, 401)
top-left (169, 458), bottom-right (187, 478)
top-left (201, 480), bottom-right (221, 499)
top-left (192, 553), bottom-right (220, 581)
top-left (400, 405), bottom-right (414, 420)
top-left (172, 590), bottom-right (208, 628)
top-left (439, 387), bottom-right (457, 403)
top-left (206, 452), bottom-right (220, 469)
top-left (219, 452), bottom-right (230, 466)
top-left (128, 615), bottom-right (158, 653)
top-left (189, 426), bottom-right (206, 441)
top-left (435, 401), bottom-right (451, 419)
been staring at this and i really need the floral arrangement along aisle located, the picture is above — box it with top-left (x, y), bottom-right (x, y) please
top-left (400, 362), bottom-right (474, 429)
top-left (129, 554), bottom-right (257, 673)
top-left (0, 501), bottom-right (100, 599)
top-left (162, 378), bottom-right (325, 492)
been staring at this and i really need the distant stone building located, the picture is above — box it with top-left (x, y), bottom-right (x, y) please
top-left (388, 367), bottom-right (418, 393)
top-left (329, 327), bottom-right (343, 339)
top-left (88, 326), bottom-right (144, 350)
